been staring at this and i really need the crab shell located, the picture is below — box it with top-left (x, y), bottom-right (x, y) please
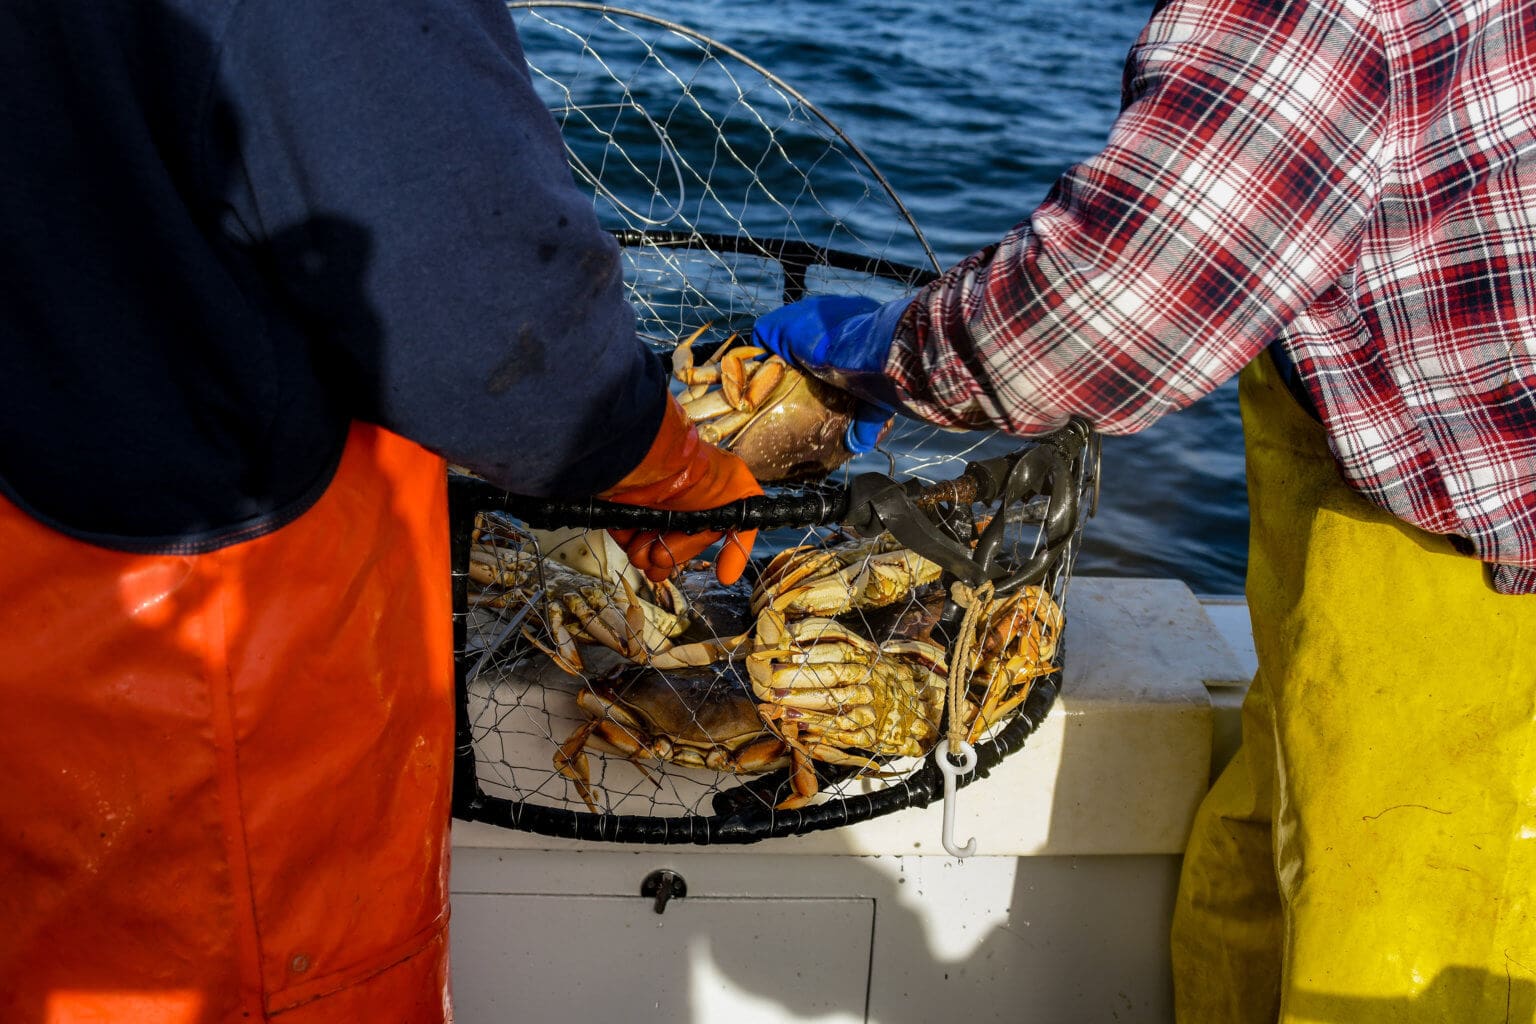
top-left (963, 585), bottom-right (1065, 743)
top-left (747, 610), bottom-right (948, 769)
top-left (671, 564), bottom-right (756, 641)
top-left (580, 665), bottom-right (778, 763)
top-left (723, 367), bottom-right (893, 484)
top-left (750, 532), bottom-right (944, 619)
top-left (553, 663), bottom-right (795, 812)
top-left (468, 541), bottom-right (743, 674)
top-left (672, 326), bottom-right (895, 483)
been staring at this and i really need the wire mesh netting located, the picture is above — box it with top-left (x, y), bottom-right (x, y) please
top-left (450, 3), bottom-right (1100, 844)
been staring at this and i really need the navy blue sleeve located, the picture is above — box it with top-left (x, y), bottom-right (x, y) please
top-left (213, 0), bottom-right (664, 496)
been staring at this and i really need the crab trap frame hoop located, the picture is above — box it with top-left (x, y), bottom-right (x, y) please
top-left (449, 4), bottom-right (1099, 844)
top-left (449, 410), bottom-right (1098, 845)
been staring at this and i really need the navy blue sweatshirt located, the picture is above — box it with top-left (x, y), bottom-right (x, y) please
top-left (0, 0), bottom-right (665, 552)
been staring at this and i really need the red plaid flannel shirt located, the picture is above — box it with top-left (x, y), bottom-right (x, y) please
top-left (887, 0), bottom-right (1536, 593)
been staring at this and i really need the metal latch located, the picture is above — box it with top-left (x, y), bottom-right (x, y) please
top-left (641, 869), bottom-right (687, 913)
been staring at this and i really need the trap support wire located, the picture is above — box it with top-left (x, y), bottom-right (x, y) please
top-left (508, 2), bottom-right (941, 277)
top-left (609, 229), bottom-right (937, 305)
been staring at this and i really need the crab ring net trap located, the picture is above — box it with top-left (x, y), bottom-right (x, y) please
top-left (450, 3), bottom-right (1101, 844)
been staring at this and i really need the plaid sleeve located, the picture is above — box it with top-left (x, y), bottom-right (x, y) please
top-left (886, 0), bottom-right (1388, 436)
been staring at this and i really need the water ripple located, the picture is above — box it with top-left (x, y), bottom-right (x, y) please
top-left (530, 0), bottom-right (1249, 594)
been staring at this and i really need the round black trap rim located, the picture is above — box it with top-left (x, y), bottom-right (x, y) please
top-left (448, 238), bottom-right (1086, 843)
top-left (452, 662), bottom-right (1063, 845)
top-left (447, 460), bottom-right (1082, 846)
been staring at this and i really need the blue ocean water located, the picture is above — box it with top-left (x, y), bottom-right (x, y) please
top-left (521, 0), bottom-right (1251, 595)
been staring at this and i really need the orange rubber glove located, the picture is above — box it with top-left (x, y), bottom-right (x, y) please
top-left (598, 394), bottom-right (763, 585)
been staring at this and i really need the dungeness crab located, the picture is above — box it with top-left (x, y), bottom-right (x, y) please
top-left (746, 608), bottom-right (948, 808)
top-left (958, 585), bottom-right (1064, 742)
top-left (468, 527), bottom-right (744, 674)
top-left (672, 324), bottom-right (893, 483)
top-left (554, 663), bottom-right (804, 813)
top-left (751, 532), bottom-right (944, 619)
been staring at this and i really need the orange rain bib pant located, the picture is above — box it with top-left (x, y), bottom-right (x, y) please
top-left (1172, 354), bottom-right (1536, 1021)
top-left (0, 424), bottom-right (455, 1023)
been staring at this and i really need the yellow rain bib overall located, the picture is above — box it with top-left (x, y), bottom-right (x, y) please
top-left (1172, 353), bottom-right (1536, 1021)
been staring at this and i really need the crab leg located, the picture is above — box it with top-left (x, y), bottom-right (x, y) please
top-left (752, 610), bottom-right (866, 648)
top-left (649, 631), bottom-right (751, 671)
top-left (585, 722), bottom-right (662, 789)
top-left (729, 735), bottom-right (796, 774)
top-left (679, 388), bottom-right (736, 422)
top-left (761, 703), bottom-right (877, 737)
top-left (743, 356), bottom-right (786, 408)
top-left (966, 660), bottom-right (1058, 742)
top-left (563, 589), bottom-right (644, 662)
top-left (967, 683), bottom-right (1033, 744)
top-left (468, 547), bottom-right (536, 588)
top-left (524, 605), bottom-right (585, 675)
top-left (772, 639), bottom-right (876, 665)
top-left (754, 673), bottom-right (878, 709)
top-left (770, 721), bottom-right (824, 811)
top-left (719, 346), bottom-right (780, 410)
top-left (669, 323), bottom-right (717, 377)
top-left (553, 721), bottom-right (601, 813)
top-left (797, 743), bottom-right (882, 773)
top-left (697, 409), bottom-right (755, 445)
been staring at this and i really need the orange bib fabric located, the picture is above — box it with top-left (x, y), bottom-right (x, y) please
top-left (0, 423), bottom-right (455, 1023)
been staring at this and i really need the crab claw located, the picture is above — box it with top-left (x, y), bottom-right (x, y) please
top-left (719, 345), bottom-right (781, 410)
top-left (772, 720), bottom-right (822, 811)
top-left (671, 323), bottom-right (725, 396)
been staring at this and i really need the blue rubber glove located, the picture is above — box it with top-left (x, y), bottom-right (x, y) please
top-left (843, 389), bottom-right (897, 454)
top-left (751, 295), bottom-right (913, 454)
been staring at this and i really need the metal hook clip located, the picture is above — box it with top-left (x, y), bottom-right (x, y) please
top-left (936, 739), bottom-right (978, 859)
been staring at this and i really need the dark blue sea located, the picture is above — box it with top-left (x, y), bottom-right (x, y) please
top-left (515, 0), bottom-right (1250, 595)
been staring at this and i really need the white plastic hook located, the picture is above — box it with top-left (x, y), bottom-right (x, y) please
top-left (936, 739), bottom-right (978, 859)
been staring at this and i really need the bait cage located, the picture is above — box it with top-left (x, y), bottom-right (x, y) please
top-left (450, 3), bottom-right (1100, 845)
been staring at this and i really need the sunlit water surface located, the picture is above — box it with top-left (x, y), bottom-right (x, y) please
top-left (520, 0), bottom-right (1250, 594)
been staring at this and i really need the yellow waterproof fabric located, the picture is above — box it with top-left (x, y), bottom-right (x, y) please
top-left (1172, 353), bottom-right (1536, 1022)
